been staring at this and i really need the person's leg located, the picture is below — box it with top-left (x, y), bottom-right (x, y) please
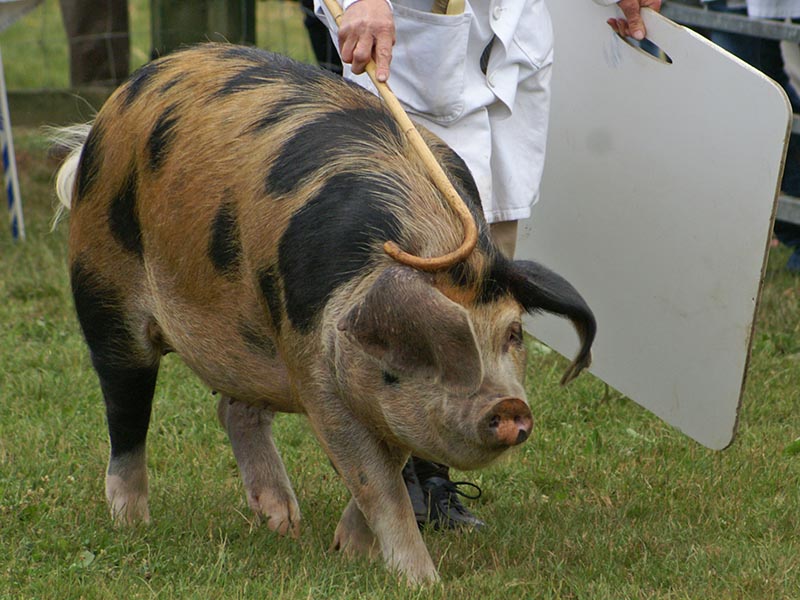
top-left (300, 0), bottom-right (343, 74)
top-left (774, 221), bottom-right (800, 272)
top-left (403, 457), bottom-right (484, 530)
top-left (489, 220), bottom-right (519, 259)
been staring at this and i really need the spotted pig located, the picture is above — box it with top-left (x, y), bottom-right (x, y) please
top-left (54, 43), bottom-right (596, 584)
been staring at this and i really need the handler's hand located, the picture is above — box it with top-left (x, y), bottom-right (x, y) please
top-left (607, 0), bottom-right (662, 41)
top-left (339, 0), bottom-right (395, 82)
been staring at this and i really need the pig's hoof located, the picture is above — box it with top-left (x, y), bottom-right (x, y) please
top-left (331, 517), bottom-right (379, 559)
top-left (106, 476), bottom-right (150, 525)
top-left (406, 567), bottom-right (441, 586)
top-left (248, 490), bottom-right (300, 538)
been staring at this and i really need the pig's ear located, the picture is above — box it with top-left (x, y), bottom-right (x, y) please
top-left (338, 266), bottom-right (483, 394)
top-left (508, 260), bottom-right (597, 385)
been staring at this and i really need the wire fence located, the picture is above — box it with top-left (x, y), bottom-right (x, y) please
top-left (0, 0), bottom-right (317, 91)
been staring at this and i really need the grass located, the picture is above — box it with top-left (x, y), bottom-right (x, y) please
top-left (1, 126), bottom-right (800, 599)
top-left (2, 2), bottom-right (800, 596)
top-left (6, 0), bottom-right (800, 600)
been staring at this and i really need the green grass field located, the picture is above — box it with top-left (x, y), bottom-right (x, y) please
top-left (2, 2), bottom-right (800, 598)
top-left (1, 127), bottom-right (800, 599)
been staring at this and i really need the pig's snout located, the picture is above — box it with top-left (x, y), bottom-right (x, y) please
top-left (480, 397), bottom-right (532, 448)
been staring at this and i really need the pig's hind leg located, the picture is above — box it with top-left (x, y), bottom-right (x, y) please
top-left (217, 396), bottom-right (301, 537)
top-left (70, 261), bottom-right (160, 525)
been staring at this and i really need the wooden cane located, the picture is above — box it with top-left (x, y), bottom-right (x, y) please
top-left (321, 0), bottom-right (478, 272)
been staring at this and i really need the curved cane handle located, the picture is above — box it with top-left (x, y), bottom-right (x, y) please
top-left (321, 0), bottom-right (479, 271)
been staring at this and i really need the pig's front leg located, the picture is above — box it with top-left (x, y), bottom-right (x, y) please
top-left (217, 396), bottom-right (301, 537)
top-left (306, 405), bottom-right (439, 584)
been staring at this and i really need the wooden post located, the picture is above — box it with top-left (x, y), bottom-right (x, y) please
top-left (151, 0), bottom-right (256, 57)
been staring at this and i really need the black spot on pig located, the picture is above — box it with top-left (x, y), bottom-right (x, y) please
top-left (439, 146), bottom-right (492, 250)
top-left (101, 363), bottom-right (158, 459)
top-left (422, 139), bottom-right (493, 255)
top-left (71, 258), bottom-right (159, 457)
top-left (478, 258), bottom-right (513, 304)
top-left (217, 45), bottom-right (319, 74)
top-left (75, 122), bottom-right (104, 202)
top-left (238, 322), bottom-right (278, 358)
top-left (442, 147), bottom-right (483, 213)
top-left (70, 259), bottom-right (151, 372)
top-left (218, 44), bottom-right (276, 64)
top-left (209, 200), bottom-right (242, 275)
top-left (108, 166), bottom-right (143, 258)
top-left (247, 96), bottom-right (305, 134)
top-left (265, 107), bottom-right (401, 197)
top-left (214, 57), bottom-right (318, 98)
top-left (159, 75), bottom-right (185, 94)
top-left (382, 371), bottom-right (400, 386)
top-left (123, 60), bottom-right (164, 106)
top-left (448, 257), bottom-right (519, 305)
top-left (278, 172), bottom-right (402, 333)
top-left (448, 261), bottom-right (474, 289)
top-left (216, 64), bottom-right (274, 97)
top-left (447, 244), bottom-right (516, 304)
top-left (148, 105), bottom-right (179, 172)
top-left (71, 258), bottom-right (130, 365)
top-left (449, 256), bottom-right (505, 297)
top-left (257, 266), bottom-right (284, 334)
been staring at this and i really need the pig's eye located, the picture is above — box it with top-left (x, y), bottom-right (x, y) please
top-left (504, 322), bottom-right (524, 351)
top-left (382, 371), bottom-right (400, 385)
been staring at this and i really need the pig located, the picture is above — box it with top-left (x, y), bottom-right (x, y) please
top-left (54, 43), bottom-right (596, 584)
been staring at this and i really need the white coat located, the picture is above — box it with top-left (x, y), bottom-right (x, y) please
top-left (315, 0), bottom-right (619, 223)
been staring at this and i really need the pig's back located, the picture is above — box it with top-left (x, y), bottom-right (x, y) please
top-left (67, 43), bottom-right (485, 355)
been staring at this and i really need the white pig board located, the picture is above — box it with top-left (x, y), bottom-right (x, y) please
top-left (518, 2), bottom-right (791, 450)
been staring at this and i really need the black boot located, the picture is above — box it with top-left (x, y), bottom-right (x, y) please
top-left (402, 457), bottom-right (484, 530)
